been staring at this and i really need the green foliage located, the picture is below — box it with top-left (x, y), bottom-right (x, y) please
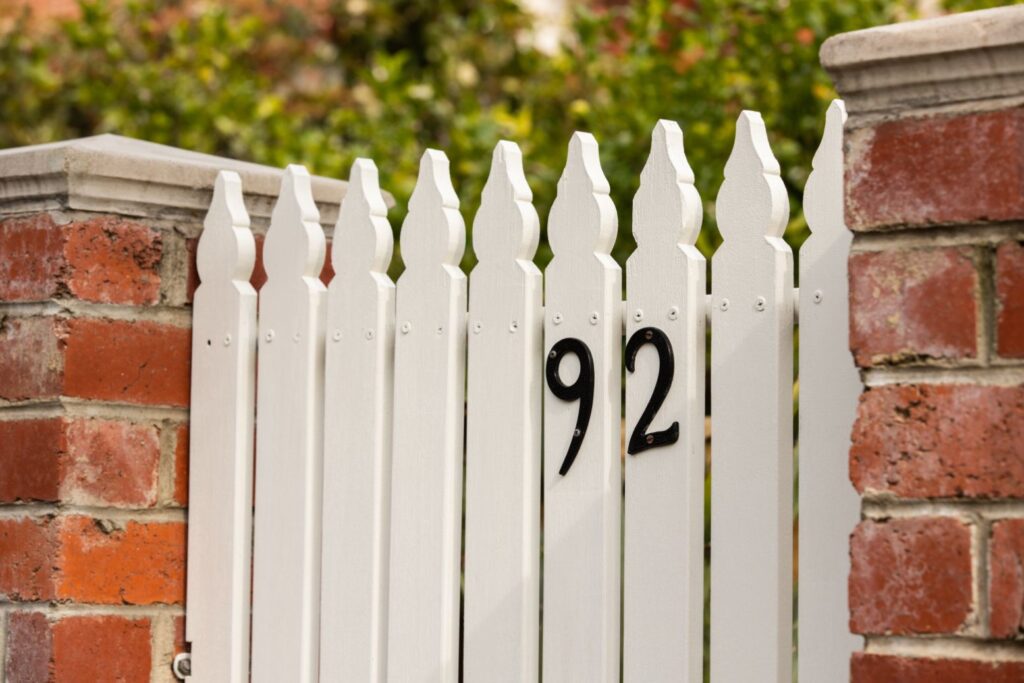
top-left (0, 0), bottom-right (1006, 275)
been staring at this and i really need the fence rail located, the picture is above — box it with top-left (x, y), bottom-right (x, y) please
top-left (184, 100), bottom-right (859, 683)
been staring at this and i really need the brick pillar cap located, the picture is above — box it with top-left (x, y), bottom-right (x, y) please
top-left (0, 134), bottom-right (394, 228)
top-left (821, 5), bottom-right (1024, 115)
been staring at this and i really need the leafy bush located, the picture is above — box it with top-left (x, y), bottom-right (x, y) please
top-left (0, 0), bottom-right (1002, 275)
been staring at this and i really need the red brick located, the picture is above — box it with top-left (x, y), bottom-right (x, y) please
top-left (846, 108), bottom-right (1024, 231)
top-left (851, 384), bottom-right (1024, 499)
top-left (0, 418), bottom-right (64, 502)
top-left (990, 519), bottom-right (1024, 638)
top-left (63, 318), bottom-right (190, 407)
top-left (0, 517), bottom-right (55, 601)
top-left (996, 240), bottom-right (1024, 358)
top-left (0, 214), bottom-right (65, 301)
top-left (63, 216), bottom-right (162, 305)
top-left (852, 653), bottom-right (1024, 683)
top-left (52, 615), bottom-right (151, 683)
top-left (849, 517), bottom-right (972, 635)
top-left (5, 611), bottom-right (53, 683)
top-left (849, 247), bottom-right (979, 366)
top-left (55, 515), bottom-right (185, 605)
top-left (62, 418), bottom-right (160, 507)
top-left (0, 316), bottom-right (66, 401)
top-left (173, 424), bottom-right (189, 506)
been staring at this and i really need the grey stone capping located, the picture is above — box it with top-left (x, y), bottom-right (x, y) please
top-left (821, 5), bottom-right (1024, 115)
top-left (0, 134), bottom-right (394, 229)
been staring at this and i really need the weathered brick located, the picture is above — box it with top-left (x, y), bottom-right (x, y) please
top-left (173, 424), bottom-right (189, 506)
top-left (55, 515), bottom-right (184, 605)
top-left (849, 247), bottom-right (979, 366)
top-left (846, 108), bottom-right (1024, 231)
top-left (849, 517), bottom-right (972, 635)
top-left (52, 615), bottom-right (151, 683)
top-left (990, 519), bottom-right (1024, 638)
top-left (0, 316), bottom-right (66, 401)
top-left (5, 611), bottom-right (52, 683)
top-left (0, 516), bottom-right (55, 601)
top-left (0, 214), bottom-right (65, 301)
top-left (0, 418), bottom-right (64, 503)
top-left (851, 384), bottom-right (1024, 499)
top-left (852, 653), bottom-right (1024, 683)
top-left (63, 318), bottom-right (190, 407)
top-left (62, 418), bottom-right (160, 507)
top-left (63, 216), bottom-right (162, 305)
top-left (996, 240), bottom-right (1024, 358)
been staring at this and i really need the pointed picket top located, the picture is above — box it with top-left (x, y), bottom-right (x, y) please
top-left (401, 149), bottom-right (465, 272)
top-left (264, 164), bottom-right (326, 283)
top-left (717, 111), bottom-right (789, 242)
top-left (633, 120), bottom-right (702, 250)
top-left (548, 132), bottom-right (616, 259)
top-left (332, 158), bottom-right (393, 278)
top-left (197, 171), bottom-right (256, 285)
top-left (472, 141), bottom-right (539, 265)
top-left (804, 100), bottom-right (847, 236)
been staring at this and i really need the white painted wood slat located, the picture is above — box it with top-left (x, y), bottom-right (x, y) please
top-left (319, 159), bottom-right (395, 683)
top-left (710, 112), bottom-right (794, 683)
top-left (251, 166), bottom-right (327, 683)
top-left (387, 150), bottom-right (468, 683)
top-left (623, 121), bottom-right (706, 683)
top-left (798, 99), bottom-right (862, 683)
top-left (463, 141), bottom-right (543, 683)
top-left (186, 171), bottom-right (257, 683)
top-left (542, 132), bottom-right (622, 683)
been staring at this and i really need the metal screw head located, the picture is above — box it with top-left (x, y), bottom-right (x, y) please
top-left (589, 312), bottom-right (600, 325)
top-left (633, 309), bottom-right (644, 322)
top-left (172, 653), bottom-right (191, 680)
top-left (472, 321), bottom-right (482, 334)
top-left (646, 434), bottom-right (655, 445)
top-left (509, 320), bottom-right (519, 333)
top-left (332, 330), bottom-right (342, 342)
top-left (668, 306), bottom-right (679, 320)
top-left (223, 334), bottom-right (232, 347)
top-left (401, 322), bottom-right (412, 334)
top-left (365, 329), bottom-right (375, 341)
top-left (553, 312), bottom-right (563, 325)
top-left (719, 299), bottom-right (730, 312)
top-left (755, 296), bottom-right (766, 312)
top-left (436, 326), bottom-right (443, 335)
top-left (644, 329), bottom-right (653, 341)
top-left (264, 330), bottom-right (275, 343)
top-left (813, 289), bottom-right (824, 304)
top-left (573, 428), bottom-right (582, 437)
top-left (549, 350), bottom-right (558, 359)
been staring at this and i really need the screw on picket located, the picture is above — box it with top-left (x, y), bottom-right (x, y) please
top-left (552, 312), bottom-right (563, 325)
top-left (668, 306), bottom-right (679, 320)
top-left (264, 330), bottom-right (275, 343)
top-left (509, 320), bottom-right (518, 333)
top-left (633, 309), bottom-right (644, 322)
top-left (223, 334), bottom-right (232, 347)
top-left (754, 296), bottom-right (766, 312)
top-left (589, 312), bottom-right (600, 325)
top-left (332, 330), bottom-right (342, 342)
top-left (719, 299), bottom-right (730, 312)
top-left (472, 321), bottom-right (482, 334)
top-left (365, 329), bottom-right (375, 340)
top-left (401, 322), bottom-right (412, 334)
top-left (813, 289), bottom-right (824, 304)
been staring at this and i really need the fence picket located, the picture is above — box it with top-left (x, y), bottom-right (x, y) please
top-left (186, 171), bottom-right (257, 683)
top-left (798, 99), bottom-right (861, 683)
top-left (463, 141), bottom-right (543, 683)
top-left (623, 122), bottom-right (706, 683)
top-left (250, 166), bottom-right (327, 683)
top-left (542, 132), bottom-right (622, 683)
top-left (319, 159), bottom-right (395, 683)
top-left (709, 112), bottom-right (794, 683)
top-left (387, 150), bottom-right (467, 683)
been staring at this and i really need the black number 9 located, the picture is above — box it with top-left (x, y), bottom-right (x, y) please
top-left (545, 337), bottom-right (595, 476)
top-left (625, 326), bottom-right (679, 455)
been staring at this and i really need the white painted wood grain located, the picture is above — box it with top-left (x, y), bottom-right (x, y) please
top-left (186, 171), bottom-right (257, 683)
top-left (319, 159), bottom-right (395, 683)
top-left (250, 166), bottom-right (327, 683)
top-left (798, 99), bottom-right (862, 683)
top-left (623, 121), bottom-right (706, 683)
top-left (387, 150), bottom-right (467, 683)
top-left (709, 112), bottom-right (794, 683)
top-left (463, 141), bottom-right (543, 683)
top-left (542, 132), bottom-right (622, 683)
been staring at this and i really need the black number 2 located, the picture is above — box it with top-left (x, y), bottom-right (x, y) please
top-left (625, 327), bottom-right (679, 455)
top-left (545, 338), bottom-right (595, 476)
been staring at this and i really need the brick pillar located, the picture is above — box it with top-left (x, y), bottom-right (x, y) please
top-left (823, 6), bottom-right (1024, 681)
top-left (0, 135), bottom-right (345, 682)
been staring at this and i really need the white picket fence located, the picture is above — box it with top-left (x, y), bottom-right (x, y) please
top-left (183, 100), bottom-right (860, 683)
